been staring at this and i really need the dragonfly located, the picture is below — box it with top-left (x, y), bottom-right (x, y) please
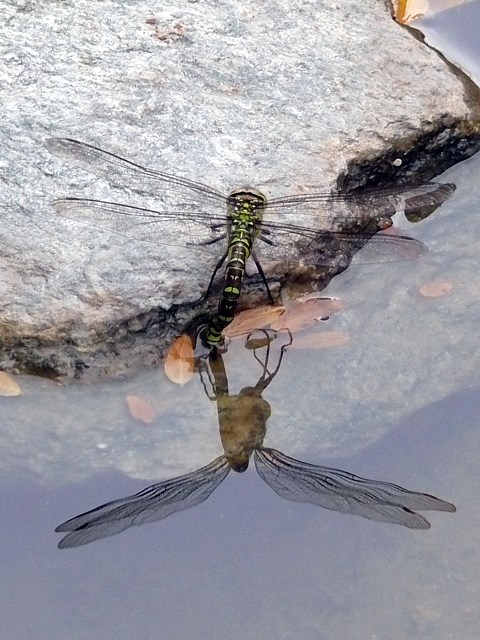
top-left (55, 330), bottom-right (455, 548)
top-left (45, 138), bottom-right (456, 347)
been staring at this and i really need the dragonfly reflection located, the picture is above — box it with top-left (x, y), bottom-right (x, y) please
top-left (56, 332), bottom-right (455, 548)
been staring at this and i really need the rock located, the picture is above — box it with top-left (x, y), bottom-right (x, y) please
top-left (0, 0), bottom-right (478, 378)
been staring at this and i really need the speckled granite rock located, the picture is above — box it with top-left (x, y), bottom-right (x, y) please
top-left (0, 0), bottom-right (478, 378)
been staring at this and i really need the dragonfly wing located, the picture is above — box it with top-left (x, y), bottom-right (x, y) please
top-left (46, 138), bottom-right (228, 203)
top-left (257, 224), bottom-right (428, 267)
top-left (342, 181), bottom-right (456, 219)
top-left (56, 456), bottom-right (230, 548)
top-left (349, 233), bottom-right (427, 263)
top-left (254, 448), bottom-right (455, 529)
top-left (265, 182), bottom-right (455, 216)
top-left (50, 197), bottom-right (231, 248)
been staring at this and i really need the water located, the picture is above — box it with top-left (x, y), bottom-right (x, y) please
top-left (417, 1), bottom-right (480, 86)
top-left (2, 5), bottom-right (480, 639)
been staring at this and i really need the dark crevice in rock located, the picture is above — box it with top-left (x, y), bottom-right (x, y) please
top-left (338, 115), bottom-right (480, 191)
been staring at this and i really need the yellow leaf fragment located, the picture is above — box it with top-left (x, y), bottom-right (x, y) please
top-left (164, 334), bottom-right (195, 385)
top-left (393, 0), bottom-right (471, 24)
top-left (419, 281), bottom-right (454, 298)
top-left (290, 330), bottom-right (352, 350)
top-left (126, 395), bottom-right (156, 424)
top-left (0, 371), bottom-right (23, 396)
top-left (393, 0), bottom-right (426, 23)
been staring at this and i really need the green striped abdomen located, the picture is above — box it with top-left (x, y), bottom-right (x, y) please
top-left (205, 225), bottom-right (254, 346)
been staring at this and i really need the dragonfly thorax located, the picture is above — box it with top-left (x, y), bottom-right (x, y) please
top-left (227, 186), bottom-right (266, 223)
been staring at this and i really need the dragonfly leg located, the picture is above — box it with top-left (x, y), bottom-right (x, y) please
top-left (252, 251), bottom-right (275, 304)
top-left (258, 230), bottom-right (274, 246)
top-left (204, 342), bottom-right (228, 360)
top-left (246, 328), bottom-right (292, 392)
top-left (193, 232), bottom-right (227, 247)
top-left (192, 249), bottom-right (229, 306)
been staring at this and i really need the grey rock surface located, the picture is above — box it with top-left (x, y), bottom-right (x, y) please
top-left (0, 0), bottom-right (479, 378)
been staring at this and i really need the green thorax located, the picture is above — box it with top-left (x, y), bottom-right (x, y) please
top-left (226, 187), bottom-right (266, 235)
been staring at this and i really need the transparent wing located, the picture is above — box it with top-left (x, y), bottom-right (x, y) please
top-left (50, 197), bottom-right (427, 266)
top-left (46, 138), bottom-right (454, 265)
top-left (254, 448), bottom-right (455, 529)
top-left (256, 225), bottom-right (428, 265)
top-left (51, 197), bottom-right (231, 248)
top-left (46, 137), bottom-right (228, 203)
top-left (349, 234), bottom-right (426, 264)
top-left (56, 456), bottom-right (230, 548)
top-left (265, 182), bottom-right (455, 215)
top-left (46, 138), bottom-right (455, 217)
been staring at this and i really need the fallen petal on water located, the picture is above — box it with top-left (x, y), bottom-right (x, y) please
top-left (223, 305), bottom-right (285, 338)
top-left (126, 395), bottom-right (156, 424)
top-left (419, 281), bottom-right (454, 298)
top-left (164, 335), bottom-right (195, 384)
top-left (0, 371), bottom-right (23, 396)
top-left (270, 297), bottom-right (345, 332)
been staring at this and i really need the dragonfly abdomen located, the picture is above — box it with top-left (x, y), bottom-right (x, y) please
top-left (205, 224), bottom-right (255, 346)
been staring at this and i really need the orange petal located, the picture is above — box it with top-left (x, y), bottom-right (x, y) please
top-left (126, 395), bottom-right (156, 423)
top-left (222, 305), bottom-right (285, 338)
top-left (419, 281), bottom-right (454, 298)
top-left (164, 335), bottom-right (195, 385)
top-left (0, 371), bottom-right (22, 396)
top-left (270, 298), bottom-right (345, 332)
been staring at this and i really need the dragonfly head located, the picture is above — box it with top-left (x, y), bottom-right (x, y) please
top-left (228, 459), bottom-right (250, 473)
top-left (228, 187), bottom-right (267, 220)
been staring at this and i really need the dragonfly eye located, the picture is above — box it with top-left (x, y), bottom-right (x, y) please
top-left (228, 188), bottom-right (267, 208)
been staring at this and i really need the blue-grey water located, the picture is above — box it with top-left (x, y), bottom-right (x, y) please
top-left (2, 5), bottom-right (480, 639)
